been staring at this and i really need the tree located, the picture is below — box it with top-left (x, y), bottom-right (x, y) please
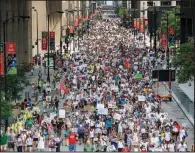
top-left (172, 42), bottom-right (194, 83)
top-left (0, 65), bottom-right (29, 119)
top-left (157, 6), bottom-right (180, 40)
top-left (117, 7), bottom-right (129, 19)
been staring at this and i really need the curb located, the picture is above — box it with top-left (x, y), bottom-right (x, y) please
top-left (162, 82), bottom-right (194, 126)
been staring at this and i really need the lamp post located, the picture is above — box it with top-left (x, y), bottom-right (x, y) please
top-left (153, 2), bottom-right (157, 57)
top-left (47, 11), bottom-right (64, 83)
top-left (32, 7), bottom-right (39, 57)
top-left (3, 15), bottom-right (30, 131)
top-left (75, 7), bottom-right (82, 50)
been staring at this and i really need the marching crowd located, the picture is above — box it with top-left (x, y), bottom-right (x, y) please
top-left (0, 16), bottom-right (193, 152)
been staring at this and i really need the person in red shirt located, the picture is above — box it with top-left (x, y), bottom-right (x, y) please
top-left (67, 131), bottom-right (78, 152)
top-left (121, 144), bottom-right (130, 152)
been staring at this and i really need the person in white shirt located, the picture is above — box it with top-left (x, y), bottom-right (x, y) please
top-left (117, 139), bottom-right (125, 152)
top-left (26, 135), bottom-right (33, 152)
top-left (168, 139), bottom-right (176, 152)
top-left (177, 141), bottom-right (188, 152)
top-left (165, 130), bottom-right (171, 144)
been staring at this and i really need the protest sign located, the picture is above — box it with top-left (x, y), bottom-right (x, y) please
top-left (58, 109), bottom-right (65, 118)
top-left (136, 73), bottom-right (142, 79)
top-left (71, 128), bottom-right (78, 133)
top-left (98, 108), bottom-right (108, 115)
top-left (138, 95), bottom-right (146, 101)
top-left (113, 113), bottom-right (121, 120)
top-left (50, 112), bottom-right (57, 120)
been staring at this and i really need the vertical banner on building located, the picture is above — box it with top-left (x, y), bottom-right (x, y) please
top-left (42, 31), bottom-right (48, 51)
top-left (145, 20), bottom-right (148, 26)
top-left (140, 24), bottom-right (144, 33)
top-left (6, 42), bottom-right (17, 75)
top-left (74, 18), bottom-right (78, 27)
top-left (0, 53), bottom-right (4, 75)
top-left (69, 26), bottom-right (74, 34)
top-left (161, 34), bottom-right (167, 48)
top-left (133, 19), bottom-right (136, 28)
top-left (136, 19), bottom-right (140, 30)
top-left (49, 32), bottom-right (55, 51)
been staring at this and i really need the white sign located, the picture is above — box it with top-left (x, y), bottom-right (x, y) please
top-left (46, 95), bottom-right (51, 102)
top-left (50, 112), bottom-right (57, 120)
top-left (97, 104), bottom-right (104, 110)
top-left (98, 108), bottom-right (108, 115)
top-left (110, 86), bottom-right (119, 92)
top-left (71, 128), bottom-right (78, 133)
top-left (113, 113), bottom-right (121, 120)
top-left (138, 95), bottom-right (146, 101)
top-left (59, 109), bottom-right (66, 118)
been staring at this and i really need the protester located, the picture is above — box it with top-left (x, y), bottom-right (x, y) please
top-left (1, 10), bottom-right (192, 152)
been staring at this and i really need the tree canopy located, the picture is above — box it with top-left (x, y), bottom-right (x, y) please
top-left (157, 6), bottom-right (180, 40)
top-left (0, 65), bottom-right (29, 119)
top-left (172, 42), bottom-right (194, 83)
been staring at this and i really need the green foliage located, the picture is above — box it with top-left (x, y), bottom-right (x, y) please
top-left (0, 98), bottom-right (13, 119)
top-left (0, 65), bottom-right (29, 119)
top-left (157, 6), bottom-right (180, 40)
top-left (117, 7), bottom-right (129, 18)
top-left (172, 43), bottom-right (194, 83)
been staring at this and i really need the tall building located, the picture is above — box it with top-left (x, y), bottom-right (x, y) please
top-left (180, 0), bottom-right (195, 44)
top-left (0, 0), bottom-right (32, 64)
top-left (0, 0), bottom-right (63, 64)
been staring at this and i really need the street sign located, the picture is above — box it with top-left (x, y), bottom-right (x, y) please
top-left (169, 35), bottom-right (175, 46)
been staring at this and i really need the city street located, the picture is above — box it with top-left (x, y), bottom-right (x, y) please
top-left (0, 1), bottom-right (194, 152)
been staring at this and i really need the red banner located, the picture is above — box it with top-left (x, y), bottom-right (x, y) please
top-left (49, 32), bottom-right (55, 39)
top-left (42, 38), bottom-right (47, 50)
top-left (133, 20), bottom-right (136, 28)
top-left (0, 53), bottom-right (4, 75)
top-left (74, 18), bottom-right (78, 26)
top-left (6, 42), bottom-right (16, 54)
top-left (161, 34), bottom-right (167, 48)
top-left (145, 20), bottom-right (148, 26)
top-left (169, 28), bottom-right (175, 35)
top-left (69, 26), bottom-right (74, 33)
top-left (140, 24), bottom-right (144, 33)
top-left (136, 22), bottom-right (140, 30)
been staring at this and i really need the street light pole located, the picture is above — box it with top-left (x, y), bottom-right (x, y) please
top-left (3, 16), bottom-right (30, 131)
top-left (153, 2), bottom-right (157, 56)
top-left (32, 7), bottom-right (39, 57)
top-left (47, 11), bottom-right (64, 83)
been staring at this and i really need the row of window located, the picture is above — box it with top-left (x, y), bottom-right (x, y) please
top-left (147, 1), bottom-right (194, 7)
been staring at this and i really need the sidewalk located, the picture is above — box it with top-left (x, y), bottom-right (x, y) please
top-left (154, 84), bottom-right (194, 148)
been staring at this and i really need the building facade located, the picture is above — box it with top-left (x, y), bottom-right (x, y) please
top-left (180, 0), bottom-right (195, 44)
top-left (0, 0), bottom-right (32, 64)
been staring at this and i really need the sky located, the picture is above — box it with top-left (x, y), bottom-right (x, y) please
top-left (106, 1), bottom-right (113, 6)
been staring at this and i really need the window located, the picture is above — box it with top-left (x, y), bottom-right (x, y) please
top-left (161, 1), bottom-right (171, 6)
top-left (147, 2), bottom-right (153, 6)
